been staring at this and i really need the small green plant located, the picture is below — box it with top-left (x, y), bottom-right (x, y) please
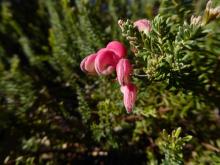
top-left (157, 128), bottom-right (192, 165)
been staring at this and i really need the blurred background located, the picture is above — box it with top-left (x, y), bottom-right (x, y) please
top-left (0, 0), bottom-right (220, 164)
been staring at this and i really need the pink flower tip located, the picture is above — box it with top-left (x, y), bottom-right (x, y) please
top-left (80, 53), bottom-right (97, 75)
top-left (106, 41), bottom-right (127, 58)
top-left (134, 19), bottom-right (151, 34)
top-left (120, 83), bottom-right (137, 113)
top-left (95, 48), bottom-right (120, 75)
top-left (116, 59), bottom-right (133, 86)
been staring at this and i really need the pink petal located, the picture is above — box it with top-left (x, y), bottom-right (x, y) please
top-left (80, 56), bottom-right (89, 72)
top-left (95, 48), bottom-right (120, 75)
top-left (80, 53), bottom-right (97, 75)
top-left (120, 84), bottom-right (137, 113)
top-left (84, 54), bottom-right (97, 74)
top-left (106, 41), bottom-right (127, 58)
top-left (116, 59), bottom-right (133, 86)
top-left (134, 19), bottom-right (151, 34)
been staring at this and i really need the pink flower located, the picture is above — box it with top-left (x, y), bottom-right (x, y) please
top-left (134, 19), bottom-right (151, 34)
top-left (120, 84), bottom-right (137, 113)
top-left (80, 41), bottom-right (126, 76)
top-left (116, 59), bottom-right (133, 86)
top-left (95, 48), bottom-right (120, 75)
top-left (80, 53), bottom-right (97, 75)
top-left (106, 41), bottom-right (127, 58)
top-left (80, 41), bottom-right (138, 113)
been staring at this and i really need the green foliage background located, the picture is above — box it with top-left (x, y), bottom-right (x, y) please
top-left (0, 0), bottom-right (220, 164)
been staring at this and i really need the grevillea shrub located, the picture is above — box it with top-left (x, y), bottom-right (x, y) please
top-left (0, 0), bottom-right (220, 164)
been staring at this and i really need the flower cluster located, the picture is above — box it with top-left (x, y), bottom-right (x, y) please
top-left (80, 41), bottom-right (137, 113)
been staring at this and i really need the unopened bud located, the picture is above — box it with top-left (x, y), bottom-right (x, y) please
top-left (118, 19), bottom-right (124, 27)
top-left (206, 0), bottom-right (212, 11)
top-left (190, 15), bottom-right (202, 26)
top-left (134, 19), bottom-right (151, 34)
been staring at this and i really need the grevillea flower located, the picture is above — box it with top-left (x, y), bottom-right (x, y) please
top-left (95, 48), bottom-right (120, 75)
top-left (120, 83), bottom-right (137, 113)
top-left (134, 19), bottom-right (151, 34)
top-left (116, 59), bottom-right (133, 86)
top-left (80, 41), bottom-right (137, 113)
top-left (106, 41), bottom-right (127, 58)
top-left (80, 53), bottom-right (97, 75)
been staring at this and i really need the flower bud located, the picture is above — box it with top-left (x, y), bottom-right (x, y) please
top-left (116, 59), bottom-right (133, 86)
top-left (120, 84), bottom-right (137, 113)
top-left (80, 53), bottom-right (97, 75)
top-left (134, 19), bottom-right (151, 34)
